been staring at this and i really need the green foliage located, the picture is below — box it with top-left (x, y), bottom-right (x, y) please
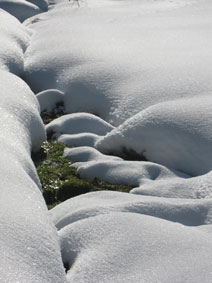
top-left (34, 141), bottom-right (132, 209)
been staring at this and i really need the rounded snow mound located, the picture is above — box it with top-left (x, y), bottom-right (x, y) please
top-left (50, 196), bottom-right (212, 283)
top-left (0, 9), bottom-right (30, 75)
top-left (36, 88), bottom-right (64, 112)
top-left (46, 112), bottom-right (114, 137)
top-left (96, 95), bottom-right (212, 176)
top-left (57, 132), bottom-right (101, 147)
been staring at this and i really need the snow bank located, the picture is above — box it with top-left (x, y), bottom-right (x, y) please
top-left (0, 9), bottom-right (30, 75)
top-left (24, 0), bottom-right (212, 125)
top-left (96, 95), bottom-right (212, 176)
top-left (0, 70), bottom-right (67, 282)
top-left (50, 193), bottom-right (212, 283)
top-left (46, 112), bottom-right (114, 137)
top-left (0, 0), bottom-right (45, 22)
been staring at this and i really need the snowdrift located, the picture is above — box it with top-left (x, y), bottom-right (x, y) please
top-left (0, 70), bottom-right (67, 283)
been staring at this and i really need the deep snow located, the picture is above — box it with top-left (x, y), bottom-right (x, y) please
top-left (1, 0), bottom-right (212, 282)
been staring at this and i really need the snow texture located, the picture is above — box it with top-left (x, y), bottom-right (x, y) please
top-left (0, 70), bottom-right (67, 283)
top-left (36, 89), bottom-right (64, 112)
top-left (56, 132), bottom-right (101, 147)
top-left (0, 9), bottom-right (30, 75)
top-left (96, 95), bottom-right (212, 176)
top-left (50, 192), bottom-right (212, 283)
top-left (46, 112), bottom-right (114, 136)
top-left (24, 0), bottom-right (212, 125)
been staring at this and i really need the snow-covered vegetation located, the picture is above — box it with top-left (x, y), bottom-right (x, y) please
top-left (1, 0), bottom-right (212, 282)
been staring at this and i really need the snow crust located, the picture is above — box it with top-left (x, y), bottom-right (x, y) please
top-left (0, 70), bottom-right (67, 283)
top-left (50, 192), bottom-right (212, 283)
top-left (24, 0), bottom-right (212, 125)
top-left (0, 9), bottom-right (30, 75)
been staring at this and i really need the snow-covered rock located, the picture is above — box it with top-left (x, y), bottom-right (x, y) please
top-left (96, 95), bottom-right (212, 176)
top-left (46, 112), bottom-right (114, 136)
top-left (0, 70), bottom-right (67, 283)
top-left (24, 0), bottom-right (212, 125)
top-left (0, 9), bottom-right (30, 75)
top-left (50, 192), bottom-right (212, 283)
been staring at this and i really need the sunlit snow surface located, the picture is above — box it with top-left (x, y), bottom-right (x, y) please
top-left (0, 10), bottom-right (30, 74)
top-left (0, 70), bottom-right (67, 283)
top-left (1, 0), bottom-right (212, 282)
top-left (24, 0), bottom-right (212, 125)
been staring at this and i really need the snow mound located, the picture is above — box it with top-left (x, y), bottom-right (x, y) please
top-left (0, 9), bottom-right (30, 75)
top-left (0, 70), bottom-right (67, 282)
top-left (131, 170), bottom-right (212, 199)
top-left (50, 190), bottom-right (212, 228)
top-left (24, 0), bottom-right (212, 125)
top-left (50, 199), bottom-right (212, 282)
top-left (62, 143), bottom-right (212, 199)
top-left (36, 88), bottom-right (64, 112)
top-left (0, 0), bottom-right (44, 22)
top-left (46, 112), bottom-right (114, 136)
top-left (64, 146), bottom-right (122, 165)
top-left (57, 132), bottom-right (100, 147)
top-left (96, 95), bottom-right (212, 176)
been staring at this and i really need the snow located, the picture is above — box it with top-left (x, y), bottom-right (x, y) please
top-left (0, 9), bottom-right (30, 75)
top-left (1, 0), bottom-right (212, 281)
top-left (96, 95), bottom-right (212, 176)
top-left (0, 70), bottom-right (67, 283)
top-left (64, 146), bottom-right (123, 165)
top-left (24, 0), bottom-right (212, 125)
top-left (36, 89), bottom-right (64, 112)
top-left (50, 194), bottom-right (212, 283)
top-left (57, 132), bottom-right (101, 147)
top-left (50, 190), bottom-right (212, 228)
top-left (46, 112), bottom-right (114, 137)
top-left (0, 0), bottom-right (45, 22)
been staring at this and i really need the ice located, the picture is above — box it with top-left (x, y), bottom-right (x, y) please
top-left (0, 9), bottom-right (30, 75)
